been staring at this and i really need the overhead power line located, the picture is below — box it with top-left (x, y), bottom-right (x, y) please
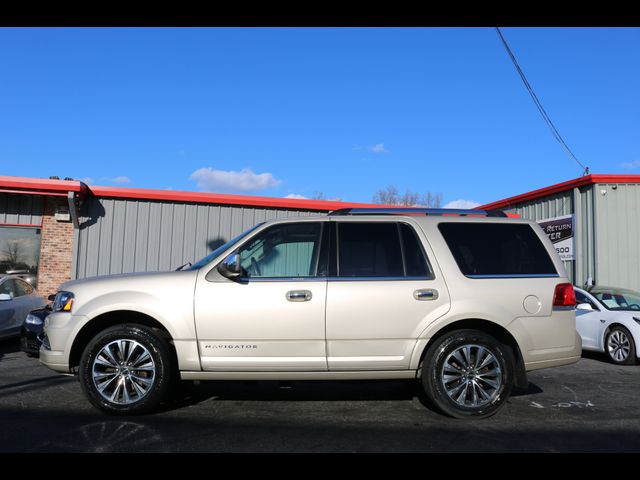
top-left (495, 27), bottom-right (589, 176)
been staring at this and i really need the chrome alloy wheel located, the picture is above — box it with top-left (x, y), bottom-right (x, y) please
top-left (608, 330), bottom-right (631, 362)
top-left (440, 344), bottom-right (502, 407)
top-left (92, 339), bottom-right (156, 404)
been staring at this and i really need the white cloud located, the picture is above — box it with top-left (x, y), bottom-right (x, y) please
top-left (79, 177), bottom-right (94, 185)
top-left (284, 193), bottom-right (308, 199)
top-left (352, 143), bottom-right (390, 154)
top-left (111, 176), bottom-right (131, 185)
top-left (190, 167), bottom-right (282, 192)
top-left (622, 160), bottom-right (640, 169)
top-left (368, 143), bottom-right (389, 153)
top-left (444, 199), bottom-right (481, 209)
top-left (98, 176), bottom-right (131, 185)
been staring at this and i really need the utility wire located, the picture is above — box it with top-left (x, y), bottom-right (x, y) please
top-left (495, 27), bottom-right (589, 176)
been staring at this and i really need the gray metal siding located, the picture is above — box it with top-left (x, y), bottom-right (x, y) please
top-left (502, 190), bottom-right (577, 283)
top-left (0, 194), bottom-right (44, 226)
top-left (572, 185), bottom-right (597, 289)
top-left (594, 183), bottom-right (640, 290)
top-left (75, 197), bottom-right (318, 279)
top-left (502, 191), bottom-right (573, 220)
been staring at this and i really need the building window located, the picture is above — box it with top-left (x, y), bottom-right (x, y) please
top-left (0, 227), bottom-right (41, 287)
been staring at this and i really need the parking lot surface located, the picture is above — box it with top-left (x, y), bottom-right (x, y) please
top-left (1, 338), bottom-right (639, 453)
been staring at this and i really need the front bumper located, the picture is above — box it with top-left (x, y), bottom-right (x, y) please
top-left (20, 324), bottom-right (43, 355)
top-left (39, 347), bottom-right (70, 373)
top-left (38, 313), bottom-right (87, 374)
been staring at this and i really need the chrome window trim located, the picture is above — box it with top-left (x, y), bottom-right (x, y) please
top-left (466, 273), bottom-right (560, 279)
top-left (328, 276), bottom-right (433, 282)
top-left (237, 276), bottom-right (434, 283)
top-left (238, 277), bottom-right (326, 283)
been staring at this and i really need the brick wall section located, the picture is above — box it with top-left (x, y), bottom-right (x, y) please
top-left (37, 198), bottom-right (74, 299)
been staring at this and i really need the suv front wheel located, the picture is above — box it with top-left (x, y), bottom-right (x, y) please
top-left (79, 324), bottom-right (176, 415)
top-left (421, 329), bottom-right (514, 419)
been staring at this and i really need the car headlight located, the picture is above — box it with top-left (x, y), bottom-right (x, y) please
top-left (52, 291), bottom-right (74, 312)
top-left (25, 313), bottom-right (44, 325)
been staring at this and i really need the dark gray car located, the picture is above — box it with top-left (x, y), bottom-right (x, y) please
top-left (0, 275), bottom-right (47, 339)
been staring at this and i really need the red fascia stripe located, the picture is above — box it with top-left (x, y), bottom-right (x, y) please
top-left (89, 186), bottom-right (376, 211)
top-left (0, 188), bottom-right (67, 197)
top-left (0, 176), bottom-right (83, 195)
top-left (0, 223), bottom-right (43, 228)
top-left (479, 174), bottom-right (640, 211)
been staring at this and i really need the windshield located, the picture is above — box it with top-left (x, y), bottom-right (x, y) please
top-left (591, 287), bottom-right (640, 311)
top-left (187, 223), bottom-right (264, 270)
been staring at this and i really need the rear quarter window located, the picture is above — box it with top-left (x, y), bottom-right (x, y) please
top-left (438, 223), bottom-right (557, 277)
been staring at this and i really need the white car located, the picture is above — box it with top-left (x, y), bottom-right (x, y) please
top-left (575, 286), bottom-right (640, 365)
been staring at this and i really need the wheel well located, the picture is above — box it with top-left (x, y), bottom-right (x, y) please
top-left (603, 323), bottom-right (636, 346)
top-left (69, 310), bottom-right (175, 371)
top-left (419, 319), bottom-right (528, 388)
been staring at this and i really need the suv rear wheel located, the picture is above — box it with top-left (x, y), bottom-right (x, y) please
top-left (421, 329), bottom-right (513, 419)
top-left (79, 324), bottom-right (176, 415)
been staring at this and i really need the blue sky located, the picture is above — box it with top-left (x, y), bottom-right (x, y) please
top-left (1, 27), bottom-right (638, 207)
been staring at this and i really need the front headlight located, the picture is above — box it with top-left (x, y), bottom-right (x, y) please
top-left (25, 313), bottom-right (44, 325)
top-left (52, 291), bottom-right (74, 312)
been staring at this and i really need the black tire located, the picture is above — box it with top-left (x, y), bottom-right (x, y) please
top-left (78, 324), bottom-right (176, 415)
top-left (421, 329), bottom-right (514, 419)
top-left (605, 326), bottom-right (637, 365)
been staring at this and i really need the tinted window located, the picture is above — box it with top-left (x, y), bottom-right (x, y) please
top-left (591, 288), bottom-right (640, 311)
top-left (15, 279), bottom-right (33, 296)
top-left (0, 279), bottom-right (28, 298)
top-left (400, 223), bottom-right (432, 278)
top-left (438, 223), bottom-right (557, 277)
top-left (575, 290), bottom-right (598, 310)
top-left (189, 223), bottom-right (263, 270)
top-left (239, 223), bottom-right (322, 278)
top-left (338, 223), bottom-right (403, 277)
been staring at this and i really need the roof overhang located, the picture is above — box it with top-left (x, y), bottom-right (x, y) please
top-left (0, 176), bottom-right (88, 198)
top-left (479, 174), bottom-right (640, 211)
top-left (0, 175), bottom-right (373, 212)
top-left (87, 186), bottom-right (375, 211)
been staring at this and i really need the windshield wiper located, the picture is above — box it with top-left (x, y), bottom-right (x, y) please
top-left (175, 262), bottom-right (192, 271)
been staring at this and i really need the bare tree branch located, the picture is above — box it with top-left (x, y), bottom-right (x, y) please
top-left (373, 185), bottom-right (442, 207)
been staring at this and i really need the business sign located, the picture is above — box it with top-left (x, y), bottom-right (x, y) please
top-left (537, 214), bottom-right (574, 261)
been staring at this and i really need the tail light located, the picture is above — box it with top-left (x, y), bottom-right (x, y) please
top-left (553, 283), bottom-right (576, 307)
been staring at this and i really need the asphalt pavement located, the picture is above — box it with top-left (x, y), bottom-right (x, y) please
top-left (1, 337), bottom-right (639, 453)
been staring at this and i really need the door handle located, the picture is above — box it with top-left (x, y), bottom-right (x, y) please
top-left (414, 289), bottom-right (439, 301)
top-left (286, 290), bottom-right (312, 302)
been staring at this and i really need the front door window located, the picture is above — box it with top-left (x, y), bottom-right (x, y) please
top-left (238, 223), bottom-right (323, 278)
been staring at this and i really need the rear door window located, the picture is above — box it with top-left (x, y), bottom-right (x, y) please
top-left (337, 223), bottom-right (403, 277)
top-left (399, 223), bottom-right (433, 278)
top-left (438, 223), bottom-right (557, 277)
top-left (336, 222), bottom-right (433, 279)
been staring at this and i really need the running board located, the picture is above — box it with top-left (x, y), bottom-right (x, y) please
top-left (180, 370), bottom-right (416, 381)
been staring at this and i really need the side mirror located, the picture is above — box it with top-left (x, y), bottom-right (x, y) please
top-left (217, 252), bottom-right (242, 280)
top-left (0, 293), bottom-right (12, 301)
top-left (576, 303), bottom-right (593, 311)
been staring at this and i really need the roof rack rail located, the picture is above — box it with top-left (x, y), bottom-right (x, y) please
top-left (328, 207), bottom-right (507, 217)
